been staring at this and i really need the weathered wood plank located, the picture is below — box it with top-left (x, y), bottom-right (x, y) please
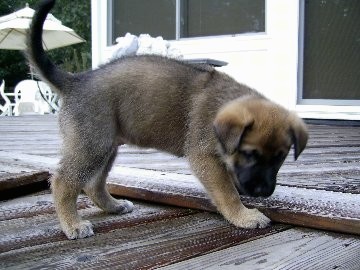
top-left (0, 171), bottom-right (49, 192)
top-left (1, 115), bottom-right (359, 179)
top-left (277, 172), bottom-right (360, 193)
top-left (0, 150), bottom-right (358, 235)
top-left (115, 148), bottom-right (360, 193)
top-left (106, 167), bottom-right (360, 235)
top-left (1, 116), bottom-right (359, 236)
top-left (0, 193), bottom-right (198, 254)
top-left (2, 115), bottom-right (359, 143)
top-left (0, 151), bottom-right (59, 172)
top-left (0, 192), bottom-right (288, 269)
top-left (161, 228), bottom-right (360, 270)
top-left (0, 163), bottom-right (36, 176)
top-left (1, 149), bottom-right (359, 193)
top-left (0, 167), bottom-right (50, 200)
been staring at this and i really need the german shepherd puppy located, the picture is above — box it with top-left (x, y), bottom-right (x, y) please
top-left (27, 0), bottom-right (308, 239)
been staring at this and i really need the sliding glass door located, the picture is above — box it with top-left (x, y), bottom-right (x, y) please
top-left (299, 0), bottom-right (360, 106)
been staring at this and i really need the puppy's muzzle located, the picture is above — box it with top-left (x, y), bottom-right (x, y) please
top-left (236, 165), bottom-right (278, 197)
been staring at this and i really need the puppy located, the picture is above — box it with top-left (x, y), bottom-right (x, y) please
top-left (27, 0), bottom-right (308, 239)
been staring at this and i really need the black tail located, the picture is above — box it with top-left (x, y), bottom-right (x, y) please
top-left (26, 0), bottom-right (71, 92)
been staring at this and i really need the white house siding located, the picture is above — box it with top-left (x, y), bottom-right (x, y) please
top-left (91, 0), bottom-right (360, 120)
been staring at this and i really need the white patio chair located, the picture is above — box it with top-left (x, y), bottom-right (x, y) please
top-left (0, 80), bottom-right (12, 116)
top-left (13, 79), bottom-right (55, 116)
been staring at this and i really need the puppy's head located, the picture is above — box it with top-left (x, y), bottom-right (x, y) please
top-left (214, 97), bottom-right (308, 197)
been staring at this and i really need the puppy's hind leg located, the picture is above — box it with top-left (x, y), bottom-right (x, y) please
top-left (83, 147), bottom-right (134, 215)
top-left (52, 167), bottom-right (94, 240)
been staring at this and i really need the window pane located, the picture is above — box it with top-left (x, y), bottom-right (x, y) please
top-left (180, 0), bottom-right (265, 38)
top-left (303, 0), bottom-right (360, 100)
top-left (111, 0), bottom-right (176, 43)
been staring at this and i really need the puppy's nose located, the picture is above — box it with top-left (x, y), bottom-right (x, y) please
top-left (254, 187), bottom-right (262, 195)
top-left (260, 188), bottom-right (274, 197)
top-left (253, 186), bottom-right (273, 197)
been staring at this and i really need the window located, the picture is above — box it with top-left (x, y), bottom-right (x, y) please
top-left (180, 0), bottom-right (265, 38)
top-left (109, 0), bottom-right (265, 44)
top-left (110, 0), bottom-right (177, 41)
top-left (301, 0), bottom-right (360, 104)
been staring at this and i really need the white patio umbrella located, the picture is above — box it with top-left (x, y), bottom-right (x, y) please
top-left (0, 3), bottom-right (85, 113)
top-left (0, 3), bottom-right (85, 50)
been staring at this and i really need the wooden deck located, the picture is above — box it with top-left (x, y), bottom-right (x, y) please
top-left (0, 115), bottom-right (359, 269)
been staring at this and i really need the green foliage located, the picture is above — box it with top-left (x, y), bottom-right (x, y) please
top-left (0, 0), bottom-right (91, 87)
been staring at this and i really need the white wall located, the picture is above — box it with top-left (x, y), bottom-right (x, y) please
top-left (173, 35), bottom-right (270, 97)
top-left (91, 0), bottom-right (360, 120)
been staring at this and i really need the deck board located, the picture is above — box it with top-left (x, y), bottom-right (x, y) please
top-left (105, 169), bottom-right (360, 235)
top-left (1, 115), bottom-right (359, 193)
top-left (0, 115), bottom-right (359, 234)
top-left (161, 228), bottom-right (360, 270)
top-left (0, 148), bottom-right (359, 194)
top-left (0, 115), bottom-right (359, 269)
top-left (0, 163), bottom-right (358, 234)
top-left (0, 192), bottom-right (287, 269)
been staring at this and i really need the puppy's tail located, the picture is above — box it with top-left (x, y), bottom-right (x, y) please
top-left (26, 0), bottom-right (71, 93)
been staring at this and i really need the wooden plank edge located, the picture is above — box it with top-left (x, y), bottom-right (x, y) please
top-left (0, 171), bottom-right (50, 191)
top-left (0, 171), bottom-right (50, 200)
top-left (107, 183), bottom-right (360, 236)
top-left (261, 209), bottom-right (360, 236)
top-left (0, 166), bottom-right (357, 236)
top-left (107, 183), bottom-right (215, 212)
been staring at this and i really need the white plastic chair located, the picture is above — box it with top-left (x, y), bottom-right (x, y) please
top-left (0, 80), bottom-right (12, 116)
top-left (13, 80), bottom-right (55, 116)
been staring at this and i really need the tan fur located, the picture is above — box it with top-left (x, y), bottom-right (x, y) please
top-left (27, 0), bottom-right (308, 239)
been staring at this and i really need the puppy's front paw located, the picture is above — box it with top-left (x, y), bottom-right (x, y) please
top-left (63, 220), bottom-right (94, 240)
top-left (229, 207), bottom-right (271, 229)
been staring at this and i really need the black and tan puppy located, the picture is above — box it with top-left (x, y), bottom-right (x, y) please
top-left (27, 0), bottom-right (308, 239)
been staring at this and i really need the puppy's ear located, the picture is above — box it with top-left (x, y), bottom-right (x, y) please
top-left (213, 109), bottom-right (254, 154)
top-left (289, 113), bottom-right (308, 160)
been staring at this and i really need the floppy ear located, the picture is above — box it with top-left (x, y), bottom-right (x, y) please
top-left (289, 113), bottom-right (308, 160)
top-left (213, 111), bottom-right (254, 154)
